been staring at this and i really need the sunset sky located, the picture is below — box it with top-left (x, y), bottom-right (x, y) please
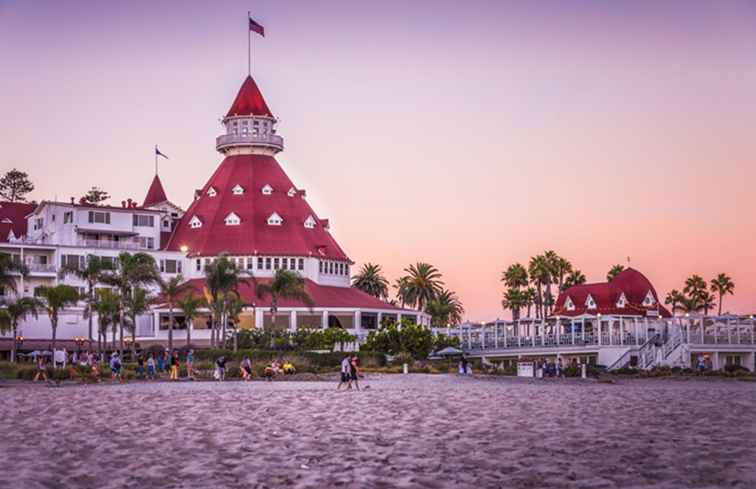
top-left (1, 0), bottom-right (755, 320)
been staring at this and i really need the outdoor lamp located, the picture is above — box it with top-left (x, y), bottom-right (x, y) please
top-left (180, 245), bottom-right (189, 253)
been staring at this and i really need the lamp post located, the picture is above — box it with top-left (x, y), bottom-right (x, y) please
top-left (14, 335), bottom-right (24, 363)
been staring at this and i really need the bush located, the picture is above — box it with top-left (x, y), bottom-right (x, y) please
top-left (363, 319), bottom-right (434, 359)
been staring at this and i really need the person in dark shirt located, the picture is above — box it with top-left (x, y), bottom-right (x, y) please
top-left (215, 356), bottom-right (227, 381)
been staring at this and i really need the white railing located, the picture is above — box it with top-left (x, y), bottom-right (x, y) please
top-left (26, 263), bottom-right (56, 273)
top-left (216, 133), bottom-right (284, 151)
top-left (75, 238), bottom-right (146, 251)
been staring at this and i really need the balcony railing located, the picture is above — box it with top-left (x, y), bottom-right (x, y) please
top-left (26, 263), bottom-right (57, 274)
top-left (216, 133), bottom-right (284, 152)
top-left (75, 238), bottom-right (146, 251)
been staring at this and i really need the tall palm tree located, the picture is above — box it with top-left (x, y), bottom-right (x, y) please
top-left (683, 274), bottom-right (707, 301)
top-left (502, 287), bottom-right (526, 321)
top-left (562, 270), bottom-right (586, 291)
top-left (177, 292), bottom-right (204, 348)
top-left (552, 256), bottom-right (573, 292)
top-left (698, 291), bottom-right (717, 316)
top-left (502, 263), bottom-right (528, 289)
top-left (607, 264), bottom-right (625, 282)
top-left (426, 289), bottom-right (464, 328)
top-left (399, 262), bottom-right (444, 311)
top-left (101, 252), bottom-right (159, 356)
top-left (394, 276), bottom-right (410, 308)
top-left (710, 273), bottom-right (735, 316)
top-left (664, 289), bottom-right (686, 315)
top-left (123, 286), bottom-right (154, 356)
top-left (59, 255), bottom-right (111, 345)
top-left (225, 291), bottom-right (244, 351)
top-left (158, 275), bottom-right (187, 351)
top-left (35, 284), bottom-right (79, 350)
top-left (351, 263), bottom-right (389, 299)
top-left (528, 255), bottom-right (550, 319)
top-left (93, 288), bottom-right (120, 350)
top-left (0, 297), bottom-right (41, 362)
top-left (204, 256), bottom-right (245, 348)
top-left (256, 269), bottom-right (313, 347)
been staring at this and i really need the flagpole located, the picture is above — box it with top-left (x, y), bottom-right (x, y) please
top-left (154, 145), bottom-right (158, 175)
top-left (247, 11), bottom-right (251, 76)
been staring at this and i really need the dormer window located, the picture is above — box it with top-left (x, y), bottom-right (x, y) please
top-left (565, 296), bottom-right (575, 311)
top-left (189, 215), bottom-right (203, 229)
top-left (287, 187), bottom-right (296, 197)
top-left (224, 212), bottom-right (241, 226)
top-left (642, 291), bottom-right (656, 307)
top-left (267, 212), bottom-right (283, 226)
top-left (304, 215), bottom-right (316, 229)
top-left (616, 293), bottom-right (627, 308)
top-left (585, 294), bottom-right (596, 310)
top-left (261, 184), bottom-right (273, 195)
top-left (207, 187), bottom-right (218, 197)
top-left (232, 184), bottom-right (245, 195)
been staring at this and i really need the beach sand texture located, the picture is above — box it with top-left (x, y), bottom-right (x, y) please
top-left (1, 375), bottom-right (755, 489)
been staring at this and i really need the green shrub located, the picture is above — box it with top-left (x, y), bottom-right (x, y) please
top-left (363, 319), bottom-right (434, 359)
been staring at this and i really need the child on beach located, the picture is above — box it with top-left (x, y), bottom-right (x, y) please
top-left (170, 351), bottom-right (180, 381)
top-left (33, 355), bottom-right (48, 383)
top-left (337, 355), bottom-right (351, 390)
top-left (136, 354), bottom-right (145, 379)
top-left (186, 350), bottom-right (195, 380)
top-left (156, 353), bottom-right (164, 376)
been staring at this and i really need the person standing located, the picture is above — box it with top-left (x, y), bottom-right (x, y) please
top-left (215, 356), bottom-right (227, 382)
top-left (136, 354), bottom-right (146, 379)
top-left (349, 355), bottom-right (360, 391)
top-left (33, 355), bottom-right (49, 383)
top-left (170, 351), bottom-right (180, 381)
top-left (337, 355), bottom-right (351, 390)
top-left (109, 352), bottom-right (123, 383)
top-left (146, 354), bottom-right (156, 380)
top-left (240, 356), bottom-right (252, 381)
top-left (186, 349), bottom-right (195, 381)
top-left (156, 352), bottom-right (164, 377)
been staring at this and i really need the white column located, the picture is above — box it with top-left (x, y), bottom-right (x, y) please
top-left (494, 321), bottom-right (499, 349)
top-left (289, 310), bottom-right (297, 332)
top-left (397, 313), bottom-right (402, 325)
top-left (556, 319), bottom-right (561, 346)
top-left (19, 246), bottom-right (25, 296)
top-left (700, 318), bottom-right (705, 343)
top-left (751, 317), bottom-right (755, 344)
top-left (685, 319), bottom-right (690, 343)
top-left (482, 325), bottom-right (486, 349)
top-left (608, 319), bottom-right (613, 346)
top-left (354, 310), bottom-right (362, 333)
top-left (597, 319), bottom-right (602, 346)
top-left (727, 319), bottom-right (732, 344)
top-left (255, 308), bottom-right (264, 329)
top-left (581, 318), bottom-right (585, 343)
top-left (571, 320), bottom-right (575, 345)
top-left (541, 318), bottom-right (546, 346)
top-left (503, 322), bottom-right (508, 348)
top-left (321, 310), bottom-right (328, 329)
top-left (377, 312), bottom-right (383, 329)
top-left (634, 319), bottom-right (639, 346)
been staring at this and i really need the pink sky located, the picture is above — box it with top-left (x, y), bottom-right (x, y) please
top-left (1, 1), bottom-right (755, 320)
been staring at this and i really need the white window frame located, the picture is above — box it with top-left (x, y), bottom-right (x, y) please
top-left (287, 187), bottom-right (296, 197)
top-left (224, 212), bottom-right (241, 226)
top-left (585, 294), bottom-right (596, 310)
top-left (643, 291), bottom-right (656, 307)
top-left (189, 215), bottom-right (202, 229)
top-left (207, 187), bottom-right (218, 197)
top-left (616, 293), bottom-right (627, 308)
top-left (267, 212), bottom-right (283, 226)
top-left (232, 184), bottom-right (245, 195)
top-left (261, 184), bottom-right (273, 195)
top-left (304, 215), bottom-right (316, 229)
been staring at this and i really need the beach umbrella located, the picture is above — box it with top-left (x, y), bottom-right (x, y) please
top-left (435, 346), bottom-right (464, 356)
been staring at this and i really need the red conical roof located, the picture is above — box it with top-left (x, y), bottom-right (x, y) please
top-left (165, 154), bottom-right (349, 260)
top-left (225, 76), bottom-right (274, 118)
top-left (143, 174), bottom-right (168, 207)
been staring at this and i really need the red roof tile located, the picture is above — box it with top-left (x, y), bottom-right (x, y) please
top-left (226, 76), bottom-right (274, 118)
top-left (0, 201), bottom-right (35, 242)
top-left (143, 174), bottom-right (168, 207)
top-left (165, 154), bottom-right (350, 261)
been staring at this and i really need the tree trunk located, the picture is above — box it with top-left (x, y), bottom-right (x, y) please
top-left (718, 294), bottom-right (723, 316)
top-left (11, 323), bottom-right (18, 363)
top-left (186, 319), bottom-right (192, 348)
top-left (118, 309), bottom-right (125, 357)
top-left (51, 319), bottom-right (58, 351)
top-left (168, 306), bottom-right (174, 351)
top-left (88, 286), bottom-right (94, 341)
top-left (112, 324), bottom-right (116, 350)
top-left (131, 314), bottom-right (137, 359)
top-left (269, 309), bottom-right (277, 349)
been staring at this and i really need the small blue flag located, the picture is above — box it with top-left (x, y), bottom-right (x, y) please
top-left (155, 146), bottom-right (169, 159)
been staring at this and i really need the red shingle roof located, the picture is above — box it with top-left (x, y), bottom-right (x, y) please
top-left (0, 201), bottom-right (35, 242)
top-left (168, 278), bottom-right (402, 311)
top-left (553, 268), bottom-right (671, 318)
top-left (165, 154), bottom-right (349, 261)
top-left (225, 76), bottom-right (274, 118)
top-left (143, 174), bottom-right (168, 207)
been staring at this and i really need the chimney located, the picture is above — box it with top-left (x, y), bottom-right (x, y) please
top-left (121, 200), bottom-right (127, 208)
top-left (70, 197), bottom-right (75, 204)
top-left (127, 198), bottom-right (133, 208)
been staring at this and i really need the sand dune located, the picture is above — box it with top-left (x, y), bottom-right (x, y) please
top-left (1, 375), bottom-right (755, 488)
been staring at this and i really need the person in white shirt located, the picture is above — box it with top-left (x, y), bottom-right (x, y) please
top-left (337, 356), bottom-right (351, 390)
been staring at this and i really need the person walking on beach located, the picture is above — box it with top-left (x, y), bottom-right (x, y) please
top-left (156, 352), bottom-right (164, 377)
top-left (163, 351), bottom-right (171, 374)
top-left (110, 352), bottom-right (123, 383)
top-left (33, 355), bottom-right (48, 383)
top-left (136, 354), bottom-right (146, 379)
top-left (170, 351), bottom-right (180, 381)
top-left (460, 356), bottom-right (469, 376)
top-left (147, 354), bottom-right (156, 380)
top-left (186, 349), bottom-right (195, 380)
top-left (240, 356), bottom-right (253, 381)
top-left (215, 356), bottom-right (227, 382)
top-left (337, 355), bottom-right (351, 390)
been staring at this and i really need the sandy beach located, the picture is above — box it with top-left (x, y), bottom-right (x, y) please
top-left (1, 375), bottom-right (754, 489)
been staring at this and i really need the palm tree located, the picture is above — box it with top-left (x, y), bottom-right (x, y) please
top-left (225, 291), bottom-right (244, 351)
top-left (710, 273), bottom-right (735, 316)
top-left (698, 291), bottom-right (717, 316)
top-left (552, 256), bottom-right (572, 291)
top-left (0, 297), bottom-right (41, 362)
top-left (158, 275), bottom-right (187, 351)
top-left (0, 252), bottom-right (26, 296)
top-left (123, 287), bottom-right (154, 356)
top-left (101, 252), bottom-right (159, 356)
top-left (177, 292), bottom-right (204, 348)
top-left (502, 287), bottom-right (526, 321)
top-left (664, 289), bottom-right (686, 315)
top-left (256, 269), bottom-right (313, 347)
top-left (59, 255), bottom-right (111, 346)
top-left (683, 274), bottom-right (707, 302)
top-left (35, 284), bottom-right (79, 350)
top-left (426, 289), bottom-right (464, 328)
top-left (93, 288), bottom-right (120, 350)
top-left (523, 287), bottom-right (536, 318)
top-left (394, 276), bottom-right (410, 308)
top-left (204, 256), bottom-right (245, 347)
top-left (351, 263), bottom-right (389, 299)
top-left (528, 255), bottom-right (551, 319)
top-left (399, 262), bottom-right (444, 311)
top-left (562, 270), bottom-right (586, 290)
top-left (607, 264), bottom-right (625, 282)
top-left (501, 263), bottom-right (528, 289)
